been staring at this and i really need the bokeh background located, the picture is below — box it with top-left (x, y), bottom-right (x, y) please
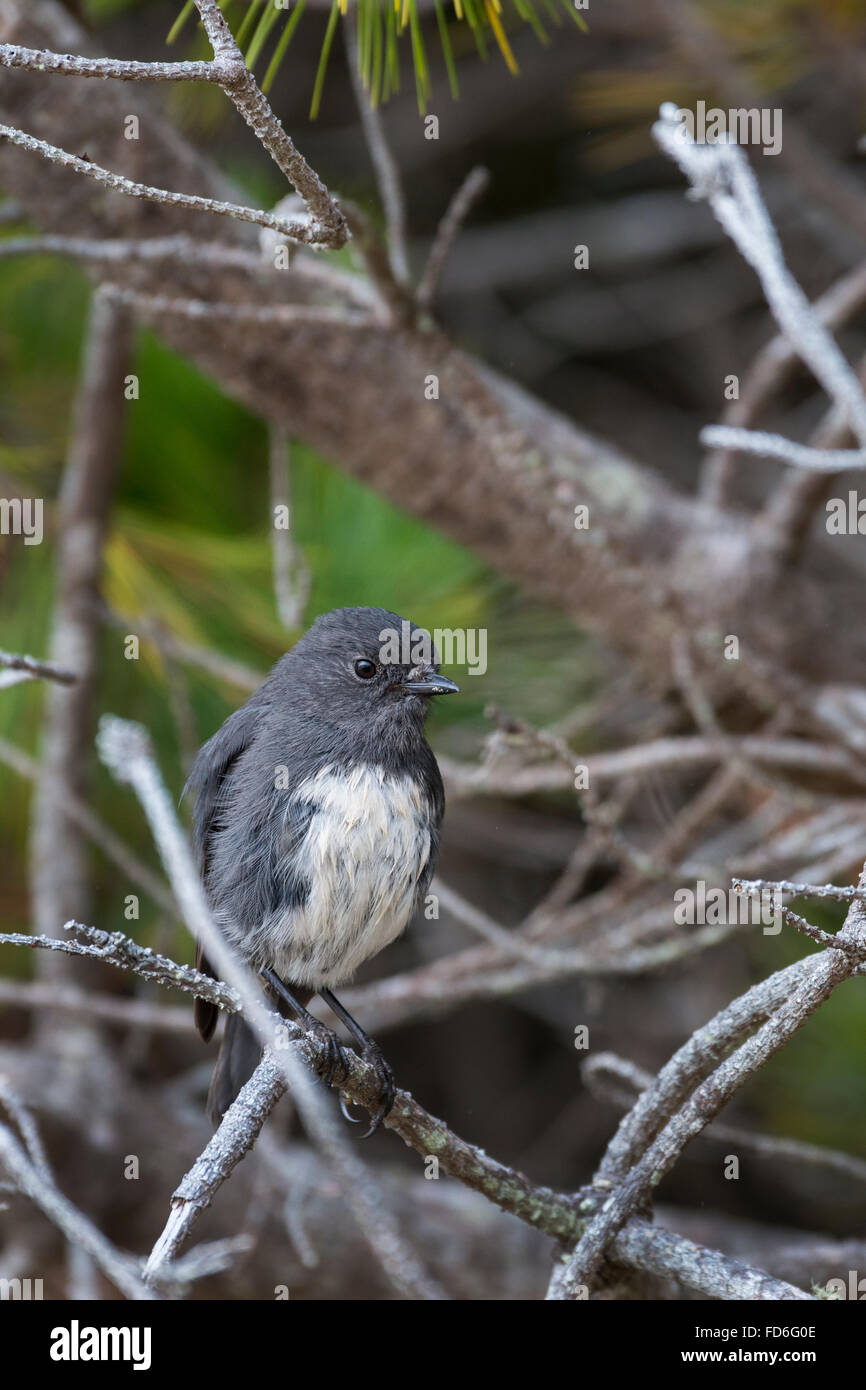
top-left (2, 0), bottom-right (866, 1298)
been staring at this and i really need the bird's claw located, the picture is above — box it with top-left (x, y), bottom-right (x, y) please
top-left (339, 1091), bottom-right (363, 1124)
top-left (358, 1045), bottom-right (395, 1139)
top-left (310, 1024), bottom-right (349, 1090)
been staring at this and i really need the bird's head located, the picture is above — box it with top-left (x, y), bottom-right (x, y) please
top-left (283, 606), bottom-right (459, 735)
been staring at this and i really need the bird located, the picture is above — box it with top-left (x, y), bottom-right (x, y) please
top-left (185, 606), bottom-right (459, 1133)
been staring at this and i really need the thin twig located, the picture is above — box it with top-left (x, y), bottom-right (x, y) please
top-left (0, 233), bottom-right (375, 306)
top-left (268, 426), bottom-right (310, 630)
top-left (702, 259), bottom-right (866, 502)
top-left (144, 1057), bottom-right (287, 1280)
top-left (654, 104), bottom-right (866, 470)
top-left (417, 167), bottom-right (490, 310)
top-left (439, 733), bottom-right (866, 799)
top-left (344, 18), bottom-right (409, 288)
top-left (0, 126), bottom-right (331, 246)
top-left (0, 736), bottom-right (177, 917)
top-left (0, 1118), bottom-right (158, 1300)
top-left (103, 285), bottom-right (367, 326)
top-left (0, 1077), bottom-right (52, 1182)
top-left (0, 8), bottom-right (346, 248)
top-left (700, 426), bottom-right (866, 472)
top-left (95, 604), bottom-right (263, 692)
top-left (557, 862), bottom-right (866, 1295)
top-left (30, 289), bottom-right (134, 1027)
top-left (732, 876), bottom-right (866, 902)
top-left (0, 42), bottom-right (220, 83)
top-left (0, 976), bottom-right (190, 1033)
top-left (0, 649), bottom-right (76, 685)
top-left (192, 0), bottom-right (346, 246)
top-left (584, 1053), bottom-right (866, 1185)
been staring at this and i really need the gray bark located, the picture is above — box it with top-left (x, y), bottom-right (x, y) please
top-left (29, 287), bottom-right (133, 1014)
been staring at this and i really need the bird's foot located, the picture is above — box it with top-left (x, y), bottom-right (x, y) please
top-left (308, 1022), bottom-right (350, 1090)
top-left (314, 987), bottom-right (395, 1137)
top-left (356, 1042), bottom-right (395, 1138)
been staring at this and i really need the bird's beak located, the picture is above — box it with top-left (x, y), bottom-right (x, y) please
top-left (397, 668), bottom-right (460, 697)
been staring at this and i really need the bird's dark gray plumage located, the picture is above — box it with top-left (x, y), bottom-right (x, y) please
top-left (185, 606), bottom-right (457, 1128)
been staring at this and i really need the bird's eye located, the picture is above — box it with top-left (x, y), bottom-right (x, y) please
top-left (354, 658), bottom-right (377, 680)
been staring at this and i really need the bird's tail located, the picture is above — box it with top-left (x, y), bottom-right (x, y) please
top-left (206, 1011), bottom-right (263, 1126)
top-left (205, 982), bottom-right (315, 1126)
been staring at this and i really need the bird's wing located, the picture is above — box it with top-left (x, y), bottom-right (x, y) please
top-left (184, 697), bottom-right (266, 1041)
top-left (184, 697), bottom-right (267, 872)
top-left (413, 746), bottom-right (446, 914)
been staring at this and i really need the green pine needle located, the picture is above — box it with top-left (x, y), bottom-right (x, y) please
top-left (245, 1), bottom-right (285, 71)
top-left (310, 0), bottom-right (341, 119)
top-left (408, 2), bottom-right (431, 114)
top-left (385, 8), bottom-right (400, 100)
top-left (512, 0), bottom-right (549, 44)
top-left (262, 0), bottom-right (309, 93)
top-left (235, 0), bottom-right (265, 49)
top-left (167, 0), bottom-right (195, 46)
top-left (562, 0), bottom-right (589, 31)
top-left (434, 0), bottom-right (460, 99)
top-left (169, 0), bottom-right (586, 118)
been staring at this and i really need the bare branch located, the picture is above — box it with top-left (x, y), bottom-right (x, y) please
top-left (732, 876), bottom-right (866, 902)
top-left (596, 950), bottom-right (863, 1188)
top-left (654, 103), bottom-right (866, 471)
top-left (433, 878), bottom-right (594, 969)
top-left (584, 1053), bottom-right (866, 1186)
top-left (0, 126), bottom-right (330, 246)
top-left (0, 1076), bottom-right (51, 1182)
top-left (702, 259), bottom-right (866, 502)
top-left (417, 166), bottom-right (490, 311)
top-left (103, 285), bottom-right (368, 327)
top-left (0, 921), bottom-right (580, 1243)
top-left (0, 2), bottom-right (347, 248)
top-left (0, 921), bottom-right (237, 1011)
top-left (191, 0), bottom-right (345, 246)
top-left (440, 733), bottom-right (866, 800)
top-left (700, 425), bottom-right (866, 473)
top-left (268, 426), bottom-right (310, 630)
top-left (0, 735), bottom-right (177, 917)
top-left (607, 1221), bottom-right (812, 1302)
top-left (0, 1114), bottom-right (157, 1300)
top-left (0, 232), bottom-right (376, 309)
top-left (0, 976), bottom-right (190, 1034)
top-left (145, 1057), bottom-right (286, 1282)
top-left (30, 288), bottom-right (133, 1019)
top-left (732, 881), bottom-right (866, 959)
top-left (0, 648), bottom-right (76, 685)
top-left (344, 18), bottom-right (409, 288)
top-left (0, 41), bottom-right (219, 83)
top-left (95, 604), bottom-right (263, 693)
top-left (557, 861), bottom-right (866, 1294)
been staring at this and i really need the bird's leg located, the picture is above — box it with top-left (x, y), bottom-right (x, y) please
top-left (261, 969), bottom-right (348, 1090)
top-left (318, 987), bottom-right (395, 1137)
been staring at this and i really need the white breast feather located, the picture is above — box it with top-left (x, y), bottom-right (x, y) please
top-left (263, 763), bottom-right (431, 988)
